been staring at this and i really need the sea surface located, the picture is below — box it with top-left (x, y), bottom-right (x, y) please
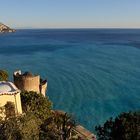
top-left (0, 29), bottom-right (140, 131)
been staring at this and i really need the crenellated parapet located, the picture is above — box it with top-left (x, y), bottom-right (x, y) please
top-left (13, 70), bottom-right (47, 96)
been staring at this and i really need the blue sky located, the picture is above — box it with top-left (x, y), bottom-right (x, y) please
top-left (0, 0), bottom-right (140, 28)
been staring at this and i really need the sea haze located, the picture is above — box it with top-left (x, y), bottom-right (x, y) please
top-left (0, 29), bottom-right (140, 131)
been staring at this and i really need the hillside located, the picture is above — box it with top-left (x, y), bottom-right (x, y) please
top-left (0, 23), bottom-right (15, 33)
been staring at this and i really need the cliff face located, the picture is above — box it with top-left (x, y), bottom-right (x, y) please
top-left (0, 23), bottom-right (15, 33)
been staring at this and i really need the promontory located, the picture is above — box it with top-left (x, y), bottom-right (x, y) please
top-left (0, 23), bottom-right (15, 33)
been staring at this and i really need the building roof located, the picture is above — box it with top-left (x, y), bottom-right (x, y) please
top-left (0, 81), bottom-right (20, 95)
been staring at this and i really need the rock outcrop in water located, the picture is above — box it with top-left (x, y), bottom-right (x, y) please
top-left (0, 23), bottom-right (15, 33)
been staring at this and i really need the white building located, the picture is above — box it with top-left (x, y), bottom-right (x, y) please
top-left (0, 81), bottom-right (22, 116)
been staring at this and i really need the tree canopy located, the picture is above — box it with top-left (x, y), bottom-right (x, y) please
top-left (95, 112), bottom-right (140, 140)
top-left (40, 112), bottom-right (76, 140)
top-left (21, 91), bottom-right (52, 121)
top-left (0, 70), bottom-right (8, 81)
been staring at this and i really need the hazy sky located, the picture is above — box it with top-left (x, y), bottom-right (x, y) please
top-left (0, 0), bottom-right (140, 28)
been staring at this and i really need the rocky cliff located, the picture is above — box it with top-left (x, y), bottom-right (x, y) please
top-left (0, 23), bottom-right (15, 33)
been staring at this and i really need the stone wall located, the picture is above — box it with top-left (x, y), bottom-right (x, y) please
top-left (40, 80), bottom-right (47, 96)
top-left (13, 70), bottom-right (47, 96)
top-left (14, 74), bottom-right (40, 93)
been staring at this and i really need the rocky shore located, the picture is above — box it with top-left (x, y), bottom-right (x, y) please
top-left (0, 23), bottom-right (15, 33)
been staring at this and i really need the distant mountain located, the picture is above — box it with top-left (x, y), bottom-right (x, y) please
top-left (0, 23), bottom-right (15, 33)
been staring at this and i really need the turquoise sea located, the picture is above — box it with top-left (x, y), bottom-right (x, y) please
top-left (0, 29), bottom-right (140, 131)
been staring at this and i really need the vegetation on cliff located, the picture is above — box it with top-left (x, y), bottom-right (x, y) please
top-left (95, 112), bottom-right (140, 140)
top-left (0, 91), bottom-right (77, 140)
top-left (0, 70), bottom-right (9, 81)
top-left (21, 91), bottom-right (52, 121)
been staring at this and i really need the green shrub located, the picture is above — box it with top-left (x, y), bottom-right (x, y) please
top-left (21, 91), bottom-right (52, 121)
top-left (95, 112), bottom-right (140, 140)
top-left (0, 70), bottom-right (9, 81)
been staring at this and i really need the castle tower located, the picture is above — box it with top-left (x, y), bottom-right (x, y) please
top-left (13, 70), bottom-right (47, 96)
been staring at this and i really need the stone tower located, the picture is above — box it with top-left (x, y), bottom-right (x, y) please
top-left (13, 70), bottom-right (47, 96)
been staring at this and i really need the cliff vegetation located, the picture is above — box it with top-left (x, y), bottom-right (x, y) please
top-left (0, 91), bottom-right (77, 140)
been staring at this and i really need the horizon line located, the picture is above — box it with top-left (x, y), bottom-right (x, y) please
top-left (15, 27), bottom-right (140, 30)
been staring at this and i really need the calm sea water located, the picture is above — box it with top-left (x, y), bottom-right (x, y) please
top-left (0, 29), bottom-right (140, 131)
